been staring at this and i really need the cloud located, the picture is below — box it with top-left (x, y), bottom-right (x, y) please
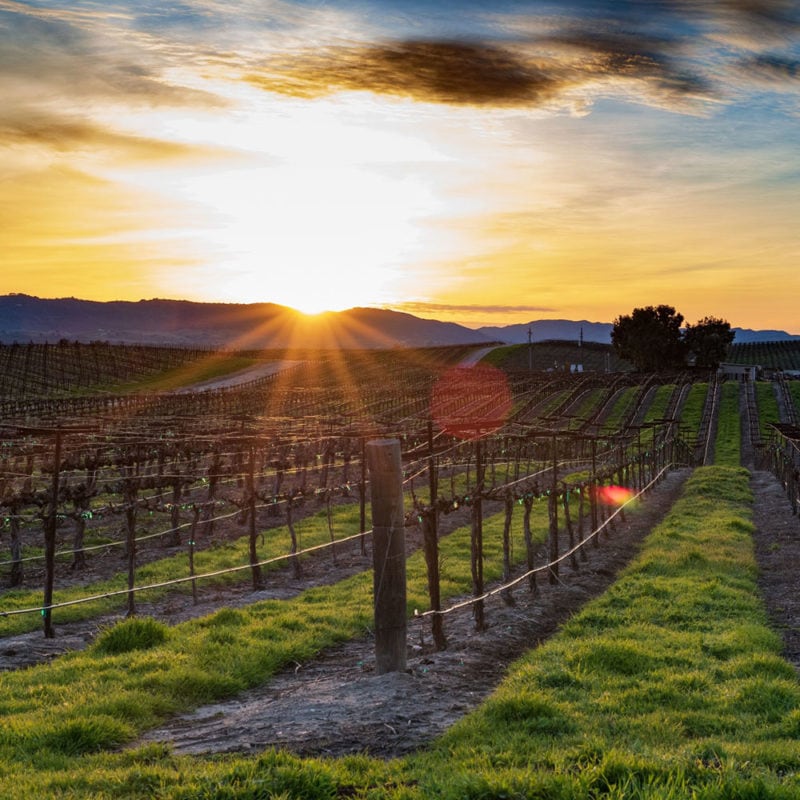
top-left (0, 5), bottom-right (223, 109)
top-left (0, 4), bottom-right (232, 167)
top-left (681, 0), bottom-right (800, 47)
top-left (569, 0), bottom-right (800, 41)
top-left (236, 0), bottom-right (799, 112)
top-left (247, 40), bottom-right (561, 106)
top-left (739, 53), bottom-right (800, 83)
top-left (393, 302), bottom-right (557, 316)
top-left (245, 33), bottom-right (712, 111)
top-left (0, 107), bottom-right (230, 163)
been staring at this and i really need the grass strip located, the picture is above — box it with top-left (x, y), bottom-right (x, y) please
top-left (714, 382), bottom-right (742, 467)
top-left (678, 382), bottom-right (708, 442)
top-left (112, 356), bottom-right (263, 393)
top-left (409, 466), bottom-right (800, 799)
top-left (642, 383), bottom-right (673, 425)
top-left (13, 465), bottom-right (795, 799)
top-left (756, 381), bottom-right (781, 442)
top-left (791, 382), bottom-right (800, 421)
top-left (0, 504), bottom-right (365, 636)
top-left (601, 387), bottom-right (638, 434)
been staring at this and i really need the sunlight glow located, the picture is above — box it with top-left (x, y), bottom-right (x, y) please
top-left (112, 95), bottom-right (458, 313)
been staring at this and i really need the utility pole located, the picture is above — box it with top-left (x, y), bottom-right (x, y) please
top-left (528, 326), bottom-right (532, 372)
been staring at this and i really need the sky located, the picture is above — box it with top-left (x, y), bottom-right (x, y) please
top-left (1, 0), bottom-right (799, 332)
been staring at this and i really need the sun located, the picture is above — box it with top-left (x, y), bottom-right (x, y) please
top-left (135, 93), bottom-right (454, 312)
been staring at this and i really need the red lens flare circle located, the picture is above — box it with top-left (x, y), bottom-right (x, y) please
top-left (594, 485), bottom-right (636, 507)
top-left (430, 364), bottom-right (513, 438)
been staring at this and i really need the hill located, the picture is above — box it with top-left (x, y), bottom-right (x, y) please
top-left (1, 295), bottom-right (797, 349)
top-left (0, 295), bottom-right (493, 349)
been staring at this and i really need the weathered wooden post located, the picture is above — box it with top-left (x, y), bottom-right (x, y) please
top-left (366, 439), bottom-right (407, 674)
top-left (548, 433), bottom-right (559, 584)
top-left (247, 447), bottom-right (264, 591)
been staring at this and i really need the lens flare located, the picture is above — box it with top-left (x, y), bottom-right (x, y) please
top-left (595, 485), bottom-right (636, 507)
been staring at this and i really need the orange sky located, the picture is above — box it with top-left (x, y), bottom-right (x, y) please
top-left (1, 1), bottom-right (799, 333)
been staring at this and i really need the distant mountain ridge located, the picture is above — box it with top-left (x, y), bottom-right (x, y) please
top-left (0, 295), bottom-right (796, 348)
top-left (0, 294), bottom-right (493, 348)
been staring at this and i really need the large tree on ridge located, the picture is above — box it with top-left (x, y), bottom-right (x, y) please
top-left (683, 316), bottom-right (735, 369)
top-left (611, 304), bottom-right (687, 372)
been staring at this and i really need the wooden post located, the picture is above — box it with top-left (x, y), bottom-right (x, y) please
top-left (424, 422), bottom-right (446, 650)
top-left (548, 434), bottom-right (559, 584)
top-left (501, 491), bottom-right (516, 606)
top-left (522, 495), bottom-right (537, 595)
top-left (359, 437), bottom-right (367, 556)
top-left (563, 482), bottom-right (578, 571)
top-left (366, 439), bottom-right (407, 674)
top-left (247, 447), bottom-right (264, 591)
top-left (421, 510), bottom-right (447, 651)
top-left (286, 498), bottom-right (302, 579)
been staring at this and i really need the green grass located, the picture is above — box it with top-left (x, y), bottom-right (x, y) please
top-left (0, 459), bottom-right (549, 636)
top-left (678, 382), bottom-right (708, 442)
top-left (790, 381), bottom-right (800, 421)
top-left (484, 341), bottom-right (629, 373)
top-left (568, 387), bottom-right (606, 429)
top-left (714, 382), bottom-right (742, 467)
top-left (0, 503), bottom-right (367, 637)
top-left (4, 466), bottom-right (794, 799)
top-left (642, 384), bottom-right (674, 425)
top-left (601, 387), bottom-right (638, 434)
top-left (756, 382), bottom-right (781, 442)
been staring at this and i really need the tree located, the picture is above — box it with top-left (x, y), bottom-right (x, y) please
top-left (611, 305), bottom-right (686, 372)
top-left (684, 316), bottom-right (734, 369)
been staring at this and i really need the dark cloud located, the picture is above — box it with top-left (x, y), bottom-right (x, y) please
top-left (686, 0), bottom-right (800, 40)
top-left (0, 108), bottom-right (226, 162)
top-left (739, 54), bottom-right (800, 82)
top-left (241, 0), bottom-right (800, 111)
top-left (246, 33), bottom-right (710, 109)
top-left (248, 40), bottom-right (562, 106)
top-left (579, 0), bottom-right (800, 37)
top-left (540, 29), bottom-right (710, 97)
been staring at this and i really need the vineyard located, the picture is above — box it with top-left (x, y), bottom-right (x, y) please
top-left (1, 342), bottom-right (799, 799)
top-left (728, 339), bottom-right (800, 371)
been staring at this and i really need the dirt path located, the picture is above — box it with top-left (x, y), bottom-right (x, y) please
top-left (170, 361), bottom-right (302, 393)
top-left (751, 470), bottom-right (800, 672)
top-left (742, 382), bottom-right (800, 674)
